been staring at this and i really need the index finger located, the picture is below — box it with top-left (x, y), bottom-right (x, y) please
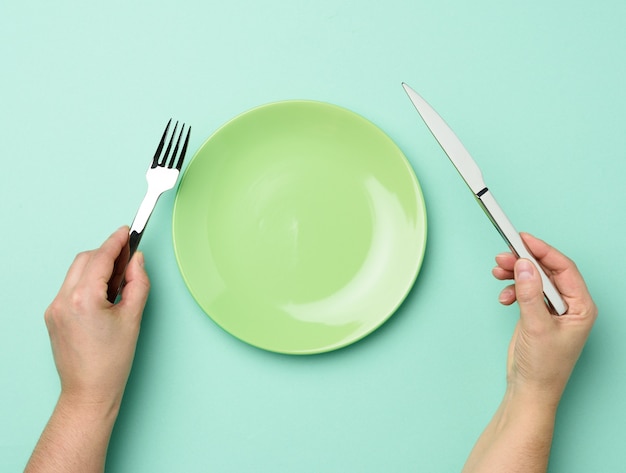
top-left (83, 226), bottom-right (130, 286)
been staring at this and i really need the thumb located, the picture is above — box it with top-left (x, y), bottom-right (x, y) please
top-left (514, 258), bottom-right (550, 324)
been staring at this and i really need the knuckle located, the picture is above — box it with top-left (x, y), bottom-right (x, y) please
top-left (44, 305), bottom-right (54, 323)
top-left (74, 251), bottom-right (91, 265)
top-left (44, 299), bottom-right (62, 325)
top-left (587, 302), bottom-right (599, 321)
top-left (68, 286), bottom-right (90, 312)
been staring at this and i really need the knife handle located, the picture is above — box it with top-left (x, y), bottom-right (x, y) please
top-left (476, 189), bottom-right (568, 315)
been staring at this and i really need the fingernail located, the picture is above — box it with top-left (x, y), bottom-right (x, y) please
top-left (515, 259), bottom-right (534, 281)
top-left (136, 251), bottom-right (145, 267)
top-left (499, 287), bottom-right (513, 303)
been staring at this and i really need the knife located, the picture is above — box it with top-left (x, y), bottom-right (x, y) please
top-left (402, 82), bottom-right (567, 315)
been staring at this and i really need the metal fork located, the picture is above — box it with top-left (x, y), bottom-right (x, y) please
top-left (107, 119), bottom-right (191, 302)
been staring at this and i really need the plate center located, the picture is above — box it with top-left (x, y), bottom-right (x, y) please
top-left (206, 149), bottom-right (375, 307)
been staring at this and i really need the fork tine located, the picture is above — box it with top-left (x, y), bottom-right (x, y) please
top-left (151, 119), bottom-right (172, 168)
top-left (167, 124), bottom-right (185, 169)
top-left (159, 121), bottom-right (178, 167)
top-left (176, 126), bottom-right (191, 171)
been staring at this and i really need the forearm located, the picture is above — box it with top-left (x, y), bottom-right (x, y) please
top-left (25, 394), bottom-right (120, 473)
top-left (462, 388), bottom-right (557, 473)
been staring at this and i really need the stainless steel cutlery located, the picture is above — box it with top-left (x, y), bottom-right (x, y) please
top-left (107, 120), bottom-right (191, 302)
top-left (403, 83), bottom-right (567, 315)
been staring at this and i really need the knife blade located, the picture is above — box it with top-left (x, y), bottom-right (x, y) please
top-left (402, 82), bottom-right (567, 315)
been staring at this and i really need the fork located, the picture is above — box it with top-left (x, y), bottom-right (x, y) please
top-left (107, 119), bottom-right (191, 302)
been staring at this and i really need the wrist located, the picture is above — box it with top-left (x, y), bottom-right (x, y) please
top-left (461, 380), bottom-right (559, 472)
top-left (498, 383), bottom-right (559, 431)
top-left (25, 389), bottom-right (122, 472)
top-left (57, 390), bottom-right (122, 424)
top-left (505, 377), bottom-right (565, 414)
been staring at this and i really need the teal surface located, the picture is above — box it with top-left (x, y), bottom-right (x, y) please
top-left (1, 1), bottom-right (624, 471)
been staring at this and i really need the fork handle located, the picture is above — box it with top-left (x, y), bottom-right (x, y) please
top-left (128, 229), bottom-right (142, 261)
top-left (107, 229), bottom-right (143, 303)
top-left (130, 186), bottom-right (164, 235)
top-left (107, 187), bottom-right (163, 302)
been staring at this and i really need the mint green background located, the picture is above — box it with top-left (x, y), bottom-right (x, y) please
top-left (1, 1), bottom-right (624, 471)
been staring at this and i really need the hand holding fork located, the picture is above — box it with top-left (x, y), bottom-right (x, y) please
top-left (107, 120), bottom-right (191, 302)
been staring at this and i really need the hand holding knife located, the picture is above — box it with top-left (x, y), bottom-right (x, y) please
top-left (402, 83), bottom-right (567, 315)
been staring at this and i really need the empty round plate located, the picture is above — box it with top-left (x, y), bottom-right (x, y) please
top-left (172, 100), bottom-right (427, 354)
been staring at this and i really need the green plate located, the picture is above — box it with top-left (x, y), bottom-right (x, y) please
top-left (172, 101), bottom-right (427, 354)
